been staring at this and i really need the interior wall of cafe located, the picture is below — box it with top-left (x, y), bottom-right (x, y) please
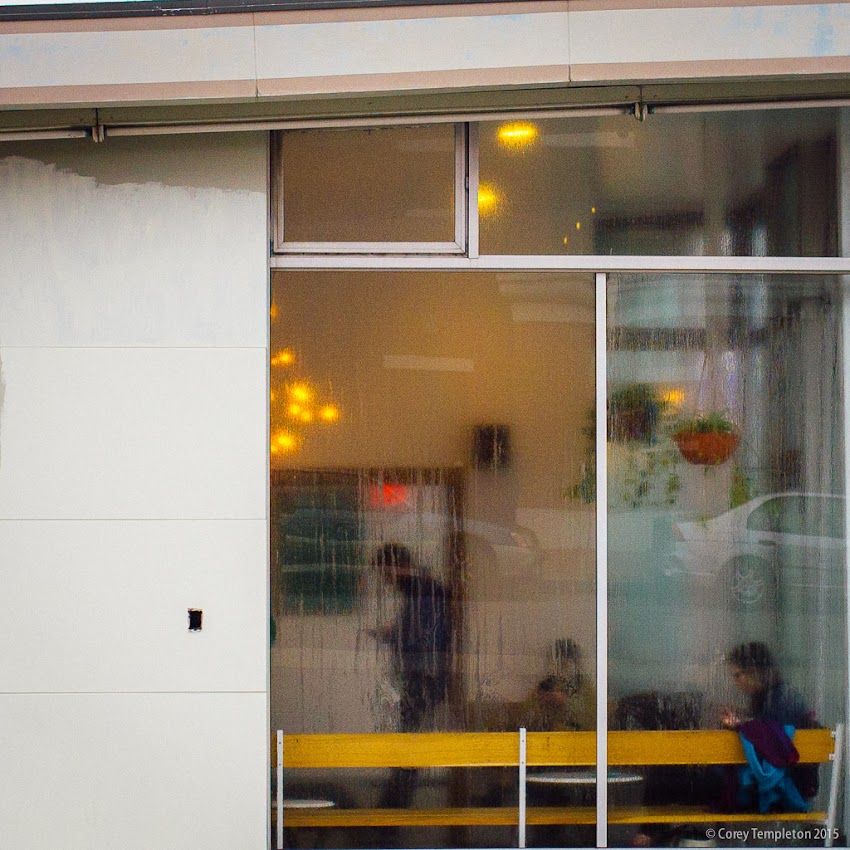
top-left (0, 132), bottom-right (269, 850)
top-left (270, 271), bottom-right (597, 734)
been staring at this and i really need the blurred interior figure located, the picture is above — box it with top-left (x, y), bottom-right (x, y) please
top-left (525, 674), bottom-right (595, 731)
top-left (522, 640), bottom-right (595, 732)
top-left (721, 641), bottom-right (819, 808)
top-left (372, 542), bottom-right (453, 808)
top-left (722, 641), bottom-right (817, 731)
top-left (523, 642), bottom-right (596, 848)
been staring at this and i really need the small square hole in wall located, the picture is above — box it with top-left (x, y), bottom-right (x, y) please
top-left (188, 609), bottom-right (203, 631)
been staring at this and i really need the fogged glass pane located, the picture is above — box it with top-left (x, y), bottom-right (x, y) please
top-left (606, 273), bottom-right (847, 847)
top-left (280, 125), bottom-right (457, 243)
top-left (479, 110), bottom-right (839, 256)
top-left (270, 271), bottom-right (596, 848)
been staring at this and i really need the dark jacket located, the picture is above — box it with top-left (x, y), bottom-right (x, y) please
top-left (392, 574), bottom-right (452, 679)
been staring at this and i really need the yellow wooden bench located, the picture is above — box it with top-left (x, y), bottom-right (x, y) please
top-left (273, 727), bottom-right (842, 846)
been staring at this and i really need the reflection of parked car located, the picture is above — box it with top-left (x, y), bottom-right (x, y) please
top-left (277, 507), bottom-right (542, 576)
top-left (667, 493), bottom-right (846, 604)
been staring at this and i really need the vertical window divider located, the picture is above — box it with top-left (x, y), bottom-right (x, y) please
top-left (838, 109), bottom-right (850, 837)
top-left (467, 122), bottom-right (479, 259)
top-left (595, 271), bottom-right (609, 848)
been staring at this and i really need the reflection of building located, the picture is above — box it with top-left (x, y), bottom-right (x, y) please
top-left (2, 2), bottom-right (850, 848)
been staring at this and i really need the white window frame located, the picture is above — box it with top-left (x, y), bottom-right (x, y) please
top-left (273, 122), bottom-right (468, 255)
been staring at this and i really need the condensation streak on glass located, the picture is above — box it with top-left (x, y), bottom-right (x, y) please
top-left (606, 273), bottom-right (847, 847)
top-left (270, 271), bottom-right (597, 848)
top-left (478, 110), bottom-right (839, 256)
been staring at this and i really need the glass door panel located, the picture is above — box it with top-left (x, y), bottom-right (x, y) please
top-left (270, 270), bottom-right (597, 848)
top-left (606, 273), bottom-right (847, 848)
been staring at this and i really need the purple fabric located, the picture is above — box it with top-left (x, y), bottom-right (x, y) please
top-left (738, 720), bottom-right (799, 768)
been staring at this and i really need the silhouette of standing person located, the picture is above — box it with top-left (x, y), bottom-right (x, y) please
top-left (373, 542), bottom-right (452, 807)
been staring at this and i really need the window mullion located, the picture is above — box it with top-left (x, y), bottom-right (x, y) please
top-left (595, 270), bottom-right (609, 848)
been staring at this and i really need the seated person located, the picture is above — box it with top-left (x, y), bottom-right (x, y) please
top-left (630, 643), bottom-right (818, 847)
top-left (721, 641), bottom-right (819, 807)
top-left (722, 641), bottom-right (817, 731)
top-left (520, 673), bottom-right (596, 733)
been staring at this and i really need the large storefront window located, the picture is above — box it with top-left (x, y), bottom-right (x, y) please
top-left (606, 273), bottom-right (847, 846)
top-left (270, 108), bottom-right (849, 850)
top-left (270, 271), bottom-right (597, 848)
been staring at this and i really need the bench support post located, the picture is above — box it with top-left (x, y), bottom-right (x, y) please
top-left (277, 730), bottom-right (284, 850)
top-left (518, 727), bottom-right (527, 849)
top-left (826, 723), bottom-right (844, 848)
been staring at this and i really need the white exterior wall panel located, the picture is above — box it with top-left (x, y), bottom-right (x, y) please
top-left (253, 11), bottom-right (571, 79)
top-left (0, 134), bottom-right (267, 348)
top-left (0, 693), bottom-right (267, 850)
top-left (0, 347), bottom-right (266, 519)
top-left (569, 2), bottom-right (850, 65)
top-left (0, 132), bottom-right (269, 849)
top-left (0, 519), bottom-right (267, 692)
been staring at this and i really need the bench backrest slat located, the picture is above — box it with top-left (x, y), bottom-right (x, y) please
top-left (607, 729), bottom-right (833, 765)
top-left (277, 729), bottom-right (834, 769)
top-left (282, 732), bottom-right (520, 769)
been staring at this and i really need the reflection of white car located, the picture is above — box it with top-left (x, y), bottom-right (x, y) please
top-left (282, 508), bottom-right (542, 574)
top-left (667, 493), bottom-right (846, 604)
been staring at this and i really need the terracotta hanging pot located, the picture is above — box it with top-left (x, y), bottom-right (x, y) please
top-left (673, 430), bottom-right (740, 466)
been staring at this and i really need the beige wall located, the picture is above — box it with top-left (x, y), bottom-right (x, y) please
top-left (2, 2), bottom-right (850, 112)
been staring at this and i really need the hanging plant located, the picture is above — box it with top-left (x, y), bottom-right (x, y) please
top-left (673, 411), bottom-right (740, 466)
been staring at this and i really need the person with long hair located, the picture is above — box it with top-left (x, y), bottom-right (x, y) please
top-left (722, 642), bottom-right (816, 730)
top-left (722, 641), bottom-right (819, 805)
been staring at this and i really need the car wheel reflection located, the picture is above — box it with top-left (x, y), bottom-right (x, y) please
top-left (729, 555), bottom-right (772, 605)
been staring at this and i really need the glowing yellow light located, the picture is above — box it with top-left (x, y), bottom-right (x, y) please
top-left (272, 430), bottom-right (299, 452)
top-left (270, 302), bottom-right (279, 320)
top-left (576, 221), bottom-right (581, 230)
top-left (270, 389), bottom-right (276, 403)
top-left (497, 122), bottom-right (538, 149)
top-left (271, 349), bottom-right (295, 367)
top-left (320, 404), bottom-right (340, 423)
top-left (287, 403), bottom-right (302, 418)
top-left (289, 383), bottom-right (312, 403)
top-left (478, 184), bottom-right (499, 217)
top-left (299, 409), bottom-right (314, 423)
top-left (662, 389), bottom-right (686, 407)
top-left (591, 207), bottom-right (597, 214)
top-left (563, 237), bottom-right (569, 245)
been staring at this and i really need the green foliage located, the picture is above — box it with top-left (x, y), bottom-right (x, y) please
top-left (621, 444), bottom-right (681, 508)
top-left (674, 410), bottom-right (737, 435)
top-left (568, 390), bottom-right (681, 507)
top-left (570, 464), bottom-right (596, 503)
top-left (610, 383), bottom-right (664, 409)
top-left (608, 383), bottom-right (669, 445)
top-left (730, 465), bottom-right (753, 509)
